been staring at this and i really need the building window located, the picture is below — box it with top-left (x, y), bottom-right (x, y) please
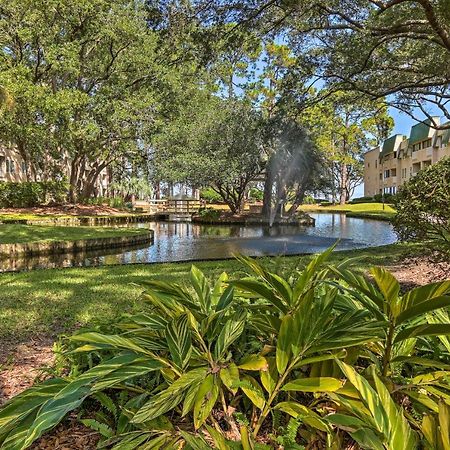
top-left (6, 159), bottom-right (15, 174)
top-left (21, 162), bottom-right (27, 173)
top-left (379, 173), bottom-right (382, 180)
top-left (367, 162), bottom-right (370, 168)
top-left (384, 169), bottom-right (390, 179)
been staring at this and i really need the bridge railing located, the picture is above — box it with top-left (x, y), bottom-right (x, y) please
top-left (133, 199), bottom-right (202, 214)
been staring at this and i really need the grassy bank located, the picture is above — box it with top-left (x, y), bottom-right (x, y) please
top-left (300, 202), bottom-right (396, 221)
top-left (0, 243), bottom-right (421, 343)
top-left (0, 224), bottom-right (150, 244)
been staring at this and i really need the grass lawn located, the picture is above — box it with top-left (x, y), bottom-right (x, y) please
top-left (0, 242), bottom-right (421, 343)
top-left (300, 202), bottom-right (396, 213)
top-left (300, 203), bottom-right (396, 221)
top-left (209, 202), bottom-right (396, 220)
top-left (0, 224), bottom-right (150, 244)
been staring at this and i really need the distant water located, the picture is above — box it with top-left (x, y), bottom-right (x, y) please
top-left (0, 213), bottom-right (397, 272)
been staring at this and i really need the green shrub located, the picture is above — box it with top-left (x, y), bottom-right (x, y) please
top-left (197, 207), bottom-right (221, 221)
top-left (374, 193), bottom-right (396, 203)
top-left (0, 180), bottom-right (68, 207)
top-left (1, 249), bottom-right (450, 448)
top-left (393, 157), bottom-right (450, 259)
top-left (248, 187), bottom-right (263, 202)
top-left (200, 187), bottom-right (223, 203)
top-left (109, 197), bottom-right (124, 208)
top-left (302, 194), bottom-right (315, 204)
top-left (349, 196), bottom-right (375, 204)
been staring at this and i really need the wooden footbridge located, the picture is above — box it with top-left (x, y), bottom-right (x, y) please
top-left (133, 195), bottom-right (202, 221)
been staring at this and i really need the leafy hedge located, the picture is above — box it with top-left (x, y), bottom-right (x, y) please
top-left (0, 181), bottom-right (68, 207)
top-left (1, 248), bottom-right (450, 449)
top-left (200, 188), bottom-right (223, 204)
top-left (393, 157), bottom-right (450, 259)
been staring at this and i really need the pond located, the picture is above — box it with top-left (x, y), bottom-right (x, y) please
top-left (0, 213), bottom-right (397, 272)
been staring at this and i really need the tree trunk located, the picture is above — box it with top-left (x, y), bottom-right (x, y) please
top-left (339, 164), bottom-right (348, 205)
top-left (262, 158), bottom-right (274, 219)
top-left (68, 157), bottom-right (80, 203)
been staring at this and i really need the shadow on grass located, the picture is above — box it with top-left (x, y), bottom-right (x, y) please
top-left (0, 242), bottom-right (422, 352)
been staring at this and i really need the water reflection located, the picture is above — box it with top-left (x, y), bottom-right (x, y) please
top-left (0, 213), bottom-right (397, 272)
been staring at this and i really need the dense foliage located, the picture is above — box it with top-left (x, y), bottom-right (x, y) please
top-left (152, 96), bottom-right (264, 214)
top-left (198, 0), bottom-right (449, 125)
top-left (0, 181), bottom-right (68, 207)
top-left (0, 0), bottom-right (197, 200)
top-left (393, 157), bottom-right (450, 259)
top-left (1, 249), bottom-right (450, 449)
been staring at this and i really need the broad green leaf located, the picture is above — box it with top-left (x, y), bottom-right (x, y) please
top-left (350, 428), bottom-right (385, 450)
top-left (292, 243), bottom-right (336, 304)
top-left (370, 267), bottom-right (400, 314)
top-left (211, 272), bottom-right (228, 306)
top-left (329, 266), bottom-right (384, 311)
top-left (238, 355), bottom-right (268, 371)
top-left (438, 400), bottom-right (450, 449)
top-left (391, 355), bottom-right (450, 370)
top-left (240, 425), bottom-right (254, 450)
top-left (282, 377), bottom-right (342, 393)
top-left (336, 361), bottom-right (417, 449)
top-left (182, 383), bottom-right (200, 417)
top-left (274, 401), bottom-right (315, 418)
top-left (93, 358), bottom-right (163, 391)
top-left (422, 414), bottom-right (438, 449)
top-left (396, 295), bottom-right (450, 324)
top-left (190, 265), bottom-right (211, 313)
top-left (240, 375), bottom-right (266, 410)
top-left (275, 402), bottom-right (329, 432)
top-left (132, 367), bottom-right (207, 423)
top-left (292, 351), bottom-right (347, 370)
top-left (232, 279), bottom-right (287, 313)
top-left (0, 379), bottom-right (67, 439)
top-left (214, 310), bottom-right (246, 359)
top-left (260, 357), bottom-right (278, 395)
top-left (166, 314), bottom-right (192, 370)
top-left (5, 353), bottom-right (150, 450)
top-left (70, 332), bottom-right (156, 355)
top-left (394, 323), bottom-right (450, 344)
top-left (325, 413), bottom-right (367, 431)
top-left (204, 425), bottom-right (229, 450)
top-left (276, 314), bottom-right (292, 374)
top-left (372, 366), bottom-right (417, 449)
top-left (263, 272), bottom-right (293, 305)
top-left (215, 285), bottom-right (234, 311)
top-left (401, 281), bottom-right (450, 313)
top-left (180, 431), bottom-right (211, 450)
top-left (124, 313), bottom-right (168, 330)
top-left (193, 374), bottom-right (219, 429)
top-left (219, 363), bottom-right (240, 395)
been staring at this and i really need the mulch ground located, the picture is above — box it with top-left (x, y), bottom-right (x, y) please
top-left (0, 256), bottom-right (448, 448)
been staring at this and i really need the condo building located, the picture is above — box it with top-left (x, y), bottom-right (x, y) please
top-left (364, 118), bottom-right (450, 197)
top-left (0, 144), bottom-right (110, 196)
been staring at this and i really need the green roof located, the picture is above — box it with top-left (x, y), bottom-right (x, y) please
top-left (409, 119), bottom-right (436, 144)
top-left (380, 135), bottom-right (400, 158)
